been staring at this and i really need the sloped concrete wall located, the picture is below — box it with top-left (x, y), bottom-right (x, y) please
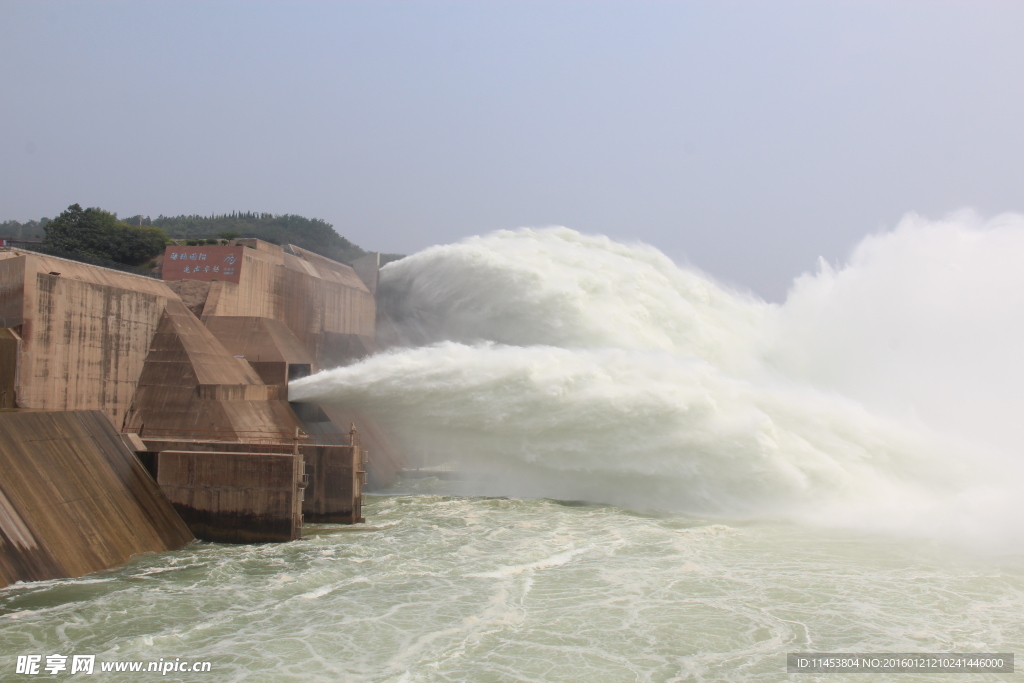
top-left (0, 410), bottom-right (193, 587)
top-left (123, 300), bottom-right (302, 437)
top-left (0, 256), bottom-right (25, 328)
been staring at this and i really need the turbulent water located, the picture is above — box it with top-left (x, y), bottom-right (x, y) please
top-left (3, 213), bottom-right (1024, 681)
top-left (292, 212), bottom-right (1024, 546)
top-left (1, 494), bottom-right (1021, 682)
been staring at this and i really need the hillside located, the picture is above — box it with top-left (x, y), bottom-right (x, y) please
top-left (144, 212), bottom-right (404, 265)
top-left (3, 211), bottom-right (404, 267)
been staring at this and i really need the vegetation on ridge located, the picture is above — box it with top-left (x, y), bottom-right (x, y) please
top-left (3, 208), bottom-right (404, 267)
top-left (0, 217), bottom-right (48, 240)
top-left (45, 204), bottom-right (167, 266)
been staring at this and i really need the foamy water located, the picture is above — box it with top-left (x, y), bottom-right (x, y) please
top-left (1, 495), bottom-right (1021, 682)
top-left (291, 214), bottom-right (1024, 546)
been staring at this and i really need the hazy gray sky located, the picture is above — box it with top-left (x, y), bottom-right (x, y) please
top-left (2, 1), bottom-right (1022, 300)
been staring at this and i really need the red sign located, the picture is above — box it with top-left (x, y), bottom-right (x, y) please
top-left (162, 246), bottom-right (244, 283)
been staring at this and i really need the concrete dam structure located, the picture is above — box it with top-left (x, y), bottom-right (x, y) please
top-left (0, 410), bottom-right (193, 588)
top-left (0, 239), bottom-right (402, 585)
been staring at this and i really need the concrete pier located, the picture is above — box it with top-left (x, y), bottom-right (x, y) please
top-left (157, 449), bottom-right (305, 544)
top-left (132, 431), bottom-right (365, 539)
top-left (301, 444), bottom-right (365, 524)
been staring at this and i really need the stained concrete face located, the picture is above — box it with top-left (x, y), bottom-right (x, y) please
top-left (0, 411), bottom-right (193, 587)
top-left (0, 328), bottom-right (19, 409)
top-left (303, 405), bottom-right (404, 490)
top-left (157, 450), bottom-right (305, 543)
top-left (203, 316), bottom-right (315, 387)
top-left (123, 300), bottom-right (303, 438)
top-left (351, 252), bottom-right (381, 296)
top-left (0, 244), bottom-right (384, 554)
top-left (180, 241), bottom-right (377, 370)
top-left (0, 252), bottom-right (178, 424)
top-left (301, 444), bottom-right (364, 524)
top-left (0, 256), bottom-right (26, 328)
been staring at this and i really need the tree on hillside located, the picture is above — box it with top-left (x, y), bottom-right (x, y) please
top-left (0, 218), bottom-right (49, 239)
top-left (150, 211), bottom-right (404, 265)
top-left (152, 212), bottom-right (367, 263)
top-left (45, 204), bottom-right (168, 266)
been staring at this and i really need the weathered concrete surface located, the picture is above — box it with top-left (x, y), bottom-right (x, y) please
top-left (203, 316), bottom-right (314, 387)
top-left (183, 240), bottom-right (377, 368)
top-left (309, 405), bottom-right (404, 490)
top-left (351, 252), bottom-right (380, 296)
top-left (0, 255), bottom-right (26, 328)
top-left (139, 436), bottom-right (364, 529)
top-left (0, 410), bottom-right (193, 587)
top-left (0, 252), bottom-right (178, 424)
top-left (0, 245), bottom-right (387, 541)
top-left (301, 444), bottom-right (364, 524)
top-left (123, 299), bottom-right (303, 437)
top-left (316, 332), bottom-right (379, 371)
top-left (157, 450), bottom-right (305, 543)
top-left (164, 279), bottom-right (212, 318)
top-left (0, 328), bottom-right (19, 409)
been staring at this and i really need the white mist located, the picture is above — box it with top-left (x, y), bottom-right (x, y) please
top-left (290, 216), bottom-right (1024, 546)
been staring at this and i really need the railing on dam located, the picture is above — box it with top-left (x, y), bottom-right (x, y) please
top-left (122, 426), bottom-right (360, 451)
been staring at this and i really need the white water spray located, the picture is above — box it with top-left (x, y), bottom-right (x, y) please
top-left (290, 216), bottom-right (1024, 543)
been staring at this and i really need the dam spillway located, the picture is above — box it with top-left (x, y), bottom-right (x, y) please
top-left (0, 239), bottom-right (402, 585)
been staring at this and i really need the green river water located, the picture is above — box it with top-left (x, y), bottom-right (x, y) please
top-left (1, 489), bottom-right (1021, 682)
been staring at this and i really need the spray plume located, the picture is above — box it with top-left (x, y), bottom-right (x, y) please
top-left (290, 216), bottom-right (1024, 544)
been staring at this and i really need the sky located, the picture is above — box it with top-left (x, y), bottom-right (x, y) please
top-left (2, 1), bottom-right (1022, 301)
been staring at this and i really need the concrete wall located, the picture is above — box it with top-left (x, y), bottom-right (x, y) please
top-left (0, 328), bottom-right (19, 409)
top-left (0, 245), bottom-right (382, 553)
top-left (193, 241), bottom-right (377, 369)
top-left (0, 252), bottom-right (178, 425)
top-left (0, 410), bottom-right (193, 588)
top-left (310, 405), bottom-right (405, 489)
top-left (301, 444), bottom-right (364, 524)
top-left (137, 437), bottom-right (363, 533)
top-left (203, 316), bottom-right (315, 387)
top-left (123, 300), bottom-right (303, 437)
top-left (157, 450), bottom-right (304, 543)
top-left (0, 255), bottom-right (26, 328)
top-left (351, 252), bottom-right (380, 296)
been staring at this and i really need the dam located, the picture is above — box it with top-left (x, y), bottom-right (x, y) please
top-left (0, 238), bottom-right (402, 587)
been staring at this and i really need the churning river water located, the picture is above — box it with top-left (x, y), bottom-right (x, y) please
top-left (4, 216), bottom-right (1024, 681)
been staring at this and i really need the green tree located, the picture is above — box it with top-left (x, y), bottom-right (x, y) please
top-left (106, 224), bottom-right (167, 265)
top-left (0, 218), bottom-right (49, 239)
top-left (45, 204), bottom-right (112, 255)
top-left (45, 204), bottom-right (167, 266)
top-left (150, 211), bottom-right (406, 265)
